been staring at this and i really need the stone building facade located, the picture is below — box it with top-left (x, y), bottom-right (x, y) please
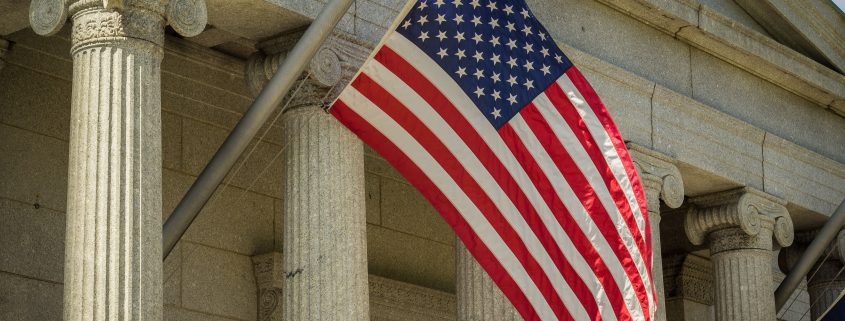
top-left (1, 0), bottom-right (844, 320)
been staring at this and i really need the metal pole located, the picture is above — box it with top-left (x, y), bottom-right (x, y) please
top-left (161, 0), bottom-right (355, 260)
top-left (775, 199), bottom-right (845, 311)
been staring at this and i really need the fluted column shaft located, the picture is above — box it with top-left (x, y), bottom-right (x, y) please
top-left (281, 105), bottom-right (368, 320)
top-left (29, 1), bottom-right (206, 319)
top-left (456, 242), bottom-right (520, 321)
top-left (629, 144), bottom-right (685, 321)
top-left (641, 177), bottom-right (667, 321)
top-left (686, 187), bottom-right (793, 321)
top-left (64, 6), bottom-right (165, 321)
top-left (780, 230), bottom-right (845, 320)
top-left (710, 222), bottom-right (777, 320)
top-left (807, 260), bottom-right (845, 318)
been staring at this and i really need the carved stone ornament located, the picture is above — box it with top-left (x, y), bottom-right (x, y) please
top-left (30, 0), bottom-right (68, 36)
top-left (166, 0), bottom-right (207, 37)
top-left (252, 252), bottom-right (284, 321)
top-left (628, 143), bottom-right (684, 209)
top-left (685, 187), bottom-right (793, 248)
top-left (663, 254), bottom-right (714, 305)
top-left (29, 0), bottom-right (207, 43)
top-left (245, 31), bottom-right (371, 105)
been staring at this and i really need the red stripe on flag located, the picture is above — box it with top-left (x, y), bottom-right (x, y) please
top-left (498, 123), bottom-right (636, 321)
top-left (351, 72), bottom-right (573, 320)
top-left (330, 100), bottom-right (542, 321)
top-left (372, 46), bottom-right (604, 320)
top-left (543, 82), bottom-right (649, 270)
top-left (517, 102), bottom-right (651, 320)
top-left (565, 68), bottom-right (650, 251)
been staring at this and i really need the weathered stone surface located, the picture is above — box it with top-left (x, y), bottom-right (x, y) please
top-left (0, 198), bottom-right (65, 283)
top-left (163, 242), bottom-right (181, 307)
top-left (652, 86), bottom-right (765, 193)
top-left (779, 230), bottom-right (845, 321)
top-left (162, 112), bottom-right (183, 171)
top-left (181, 243), bottom-right (257, 320)
top-left (686, 188), bottom-right (793, 321)
top-left (565, 44), bottom-right (653, 146)
top-left (456, 242), bottom-right (520, 321)
top-left (529, 0), bottom-right (692, 96)
top-left (252, 251), bottom-right (284, 321)
top-left (0, 272), bottom-right (63, 321)
top-left (281, 105), bottom-right (369, 320)
top-left (381, 178), bottom-right (452, 244)
top-left (663, 253), bottom-right (716, 321)
top-left (162, 168), bottom-right (275, 255)
top-left (181, 118), bottom-right (283, 197)
top-left (0, 123), bottom-right (68, 213)
top-left (690, 48), bottom-right (845, 164)
top-left (594, 0), bottom-right (845, 118)
top-left (164, 305), bottom-right (242, 321)
top-left (34, 1), bottom-right (207, 319)
top-left (763, 134), bottom-right (845, 226)
top-left (368, 224), bottom-right (456, 293)
top-left (370, 275), bottom-right (457, 321)
top-left (629, 144), bottom-right (685, 321)
top-left (734, 0), bottom-right (845, 73)
top-left (0, 64), bottom-right (71, 141)
top-left (365, 173), bottom-right (382, 225)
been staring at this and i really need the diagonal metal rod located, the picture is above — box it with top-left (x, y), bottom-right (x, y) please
top-left (161, 0), bottom-right (355, 260)
top-left (775, 199), bottom-right (845, 311)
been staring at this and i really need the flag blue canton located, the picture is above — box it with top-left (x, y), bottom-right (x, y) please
top-left (395, 0), bottom-right (573, 129)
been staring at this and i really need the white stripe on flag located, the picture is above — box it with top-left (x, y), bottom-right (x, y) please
top-left (508, 114), bottom-right (647, 321)
top-left (532, 89), bottom-right (655, 311)
top-left (556, 76), bottom-right (648, 241)
top-left (362, 57), bottom-right (593, 321)
top-left (385, 33), bottom-right (643, 320)
top-left (338, 86), bottom-right (558, 321)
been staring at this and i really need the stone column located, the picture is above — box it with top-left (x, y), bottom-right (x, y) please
top-left (628, 144), bottom-right (685, 321)
top-left (685, 187), bottom-right (794, 321)
top-left (28, 0), bottom-right (205, 319)
top-left (252, 252), bottom-right (285, 321)
top-left (779, 229), bottom-right (845, 319)
top-left (456, 242), bottom-right (521, 321)
top-left (246, 32), bottom-right (370, 320)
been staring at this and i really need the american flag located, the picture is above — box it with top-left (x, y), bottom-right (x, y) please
top-left (329, 0), bottom-right (654, 320)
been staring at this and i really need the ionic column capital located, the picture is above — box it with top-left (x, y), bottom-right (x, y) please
top-left (628, 143), bottom-right (684, 210)
top-left (685, 187), bottom-right (793, 250)
top-left (245, 31), bottom-right (371, 108)
top-left (29, 0), bottom-right (207, 49)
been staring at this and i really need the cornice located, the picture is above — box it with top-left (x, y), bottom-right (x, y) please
top-left (594, 0), bottom-right (845, 117)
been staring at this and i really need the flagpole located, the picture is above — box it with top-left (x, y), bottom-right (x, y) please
top-left (161, 0), bottom-right (356, 260)
top-left (775, 199), bottom-right (845, 311)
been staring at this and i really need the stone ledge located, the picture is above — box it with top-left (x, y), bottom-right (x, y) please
top-left (558, 39), bottom-right (845, 219)
top-left (595, 0), bottom-right (845, 117)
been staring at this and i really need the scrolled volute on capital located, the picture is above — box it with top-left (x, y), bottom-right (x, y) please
top-left (628, 144), bottom-right (684, 209)
top-left (245, 32), bottom-right (371, 106)
top-left (29, 0), bottom-right (207, 41)
top-left (685, 187), bottom-right (793, 247)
